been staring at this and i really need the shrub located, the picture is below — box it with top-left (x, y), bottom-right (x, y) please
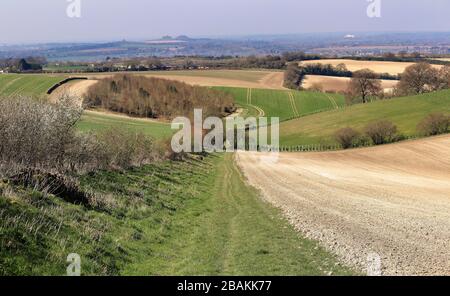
top-left (0, 96), bottom-right (164, 177)
top-left (95, 129), bottom-right (158, 169)
top-left (417, 113), bottom-right (450, 136)
top-left (334, 127), bottom-right (360, 149)
top-left (0, 96), bottom-right (82, 173)
top-left (364, 120), bottom-right (398, 145)
top-left (310, 82), bottom-right (324, 92)
top-left (64, 128), bottom-right (162, 172)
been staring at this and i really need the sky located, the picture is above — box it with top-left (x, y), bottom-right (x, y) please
top-left (1, 0), bottom-right (449, 44)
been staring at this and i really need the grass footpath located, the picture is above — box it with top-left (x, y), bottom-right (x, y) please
top-left (122, 154), bottom-right (353, 275)
top-left (1, 153), bottom-right (353, 275)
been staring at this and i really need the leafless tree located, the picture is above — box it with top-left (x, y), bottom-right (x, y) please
top-left (346, 69), bottom-right (382, 104)
top-left (396, 63), bottom-right (440, 95)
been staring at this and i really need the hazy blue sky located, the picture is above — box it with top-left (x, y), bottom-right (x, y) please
top-left (1, 0), bottom-right (449, 44)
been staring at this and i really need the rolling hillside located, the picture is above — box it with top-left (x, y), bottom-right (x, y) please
top-left (279, 89), bottom-right (450, 146)
top-left (77, 111), bottom-right (173, 140)
top-left (0, 74), bottom-right (66, 97)
top-left (217, 87), bottom-right (345, 122)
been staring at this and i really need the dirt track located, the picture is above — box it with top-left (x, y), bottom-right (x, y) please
top-left (49, 79), bottom-right (98, 106)
top-left (236, 135), bottom-right (450, 275)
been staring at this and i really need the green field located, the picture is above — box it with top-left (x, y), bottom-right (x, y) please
top-left (77, 111), bottom-right (173, 140)
top-left (217, 87), bottom-right (345, 121)
top-left (0, 74), bottom-right (66, 97)
top-left (0, 154), bottom-right (353, 275)
top-left (279, 89), bottom-right (450, 146)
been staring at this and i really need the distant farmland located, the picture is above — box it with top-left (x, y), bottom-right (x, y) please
top-left (300, 59), bottom-right (443, 76)
top-left (86, 70), bottom-right (286, 90)
top-left (302, 75), bottom-right (398, 93)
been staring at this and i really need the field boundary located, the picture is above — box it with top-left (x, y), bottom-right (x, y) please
top-left (47, 77), bottom-right (88, 95)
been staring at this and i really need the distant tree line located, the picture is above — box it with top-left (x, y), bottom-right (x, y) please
top-left (43, 51), bottom-right (322, 73)
top-left (300, 63), bottom-right (398, 80)
top-left (229, 52), bottom-right (321, 69)
top-left (0, 57), bottom-right (46, 73)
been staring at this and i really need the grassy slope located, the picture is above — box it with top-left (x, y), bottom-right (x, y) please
top-left (280, 89), bottom-right (450, 146)
top-left (215, 87), bottom-right (260, 117)
top-left (293, 91), bottom-right (345, 116)
top-left (0, 74), bottom-right (66, 97)
top-left (217, 87), bottom-right (345, 122)
top-left (118, 154), bottom-right (352, 275)
top-left (0, 154), bottom-right (353, 275)
top-left (77, 111), bottom-right (173, 139)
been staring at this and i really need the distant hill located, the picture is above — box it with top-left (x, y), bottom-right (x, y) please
top-left (2, 32), bottom-right (450, 62)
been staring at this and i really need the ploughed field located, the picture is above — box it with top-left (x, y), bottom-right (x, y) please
top-left (86, 70), bottom-right (286, 90)
top-left (302, 75), bottom-right (398, 93)
top-left (236, 135), bottom-right (450, 275)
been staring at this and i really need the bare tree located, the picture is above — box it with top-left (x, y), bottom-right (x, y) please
top-left (346, 69), bottom-right (382, 104)
top-left (396, 63), bottom-right (440, 95)
top-left (438, 65), bottom-right (450, 90)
